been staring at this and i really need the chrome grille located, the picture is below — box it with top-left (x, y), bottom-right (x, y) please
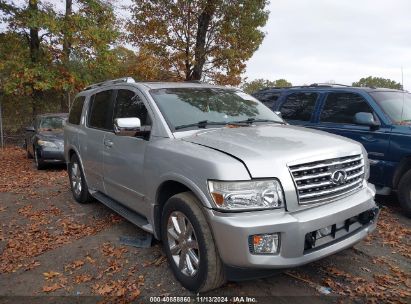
top-left (289, 154), bottom-right (364, 204)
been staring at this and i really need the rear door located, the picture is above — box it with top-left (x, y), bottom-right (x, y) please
top-left (253, 91), bottom-right (282, 110)
top-left (312, 92), bottom-right (391, 185)
top-left (102, 88), bottom-right (153, 215)
top-left (278, 92), bottom-right (319, 127)
top-left (81, 89), bottom-right (115, 192)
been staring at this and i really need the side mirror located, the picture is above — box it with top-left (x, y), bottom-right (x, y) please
top-left (114, 117), bottom-right (141, 136)
top-left (274, 111), bottom-right (283, 118)
top-left (354, 112), bottom-right (380, 128)
top-left (26, 126), bottom-right (35, 132)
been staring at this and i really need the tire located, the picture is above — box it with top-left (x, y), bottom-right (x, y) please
top-left (161, 192), bottom-right (225, 292)
top-left (68, 153), bottom-right (91, 204)
top-left (398, 169), bottom-right (411, 218)
top-left (34, 147), bottom-right (45, 170)
top-left (26, 141), bottom-right (33, 159)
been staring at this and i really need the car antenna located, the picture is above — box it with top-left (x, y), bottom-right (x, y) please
top-left (400, 66), bottom-right (405, 123)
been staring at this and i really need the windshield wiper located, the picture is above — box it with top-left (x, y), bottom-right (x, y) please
top-left (174, 118), bottom-right (285, 130)
top-left (232, 118), bottom-right (285, 125)
top-left (174, 120), bottom-right (229, 130)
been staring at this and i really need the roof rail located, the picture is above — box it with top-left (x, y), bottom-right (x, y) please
top-left (84, 77), bottom-right (136, 90)
top-left (309, 83), bottom-right (351, 88)
top-left (254, 83), bottom-right (354, 93)
top-left (184, 80), bottom-right (205, 84)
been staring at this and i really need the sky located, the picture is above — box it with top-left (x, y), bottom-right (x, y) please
top-left (244, 0), bottom-right (411, 90)
top-left (2, 0), bottom-right (410, 90)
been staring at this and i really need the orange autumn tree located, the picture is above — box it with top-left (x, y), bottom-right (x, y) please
top-left (126, 0), bottom-right (269, 86)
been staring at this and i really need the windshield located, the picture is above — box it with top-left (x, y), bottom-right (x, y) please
top-left (370, 91), bottom-right (411, 125)
top-left (150, 88), bottom-right (283, 131)
top-left (38, 116), bottom-right (66, 131)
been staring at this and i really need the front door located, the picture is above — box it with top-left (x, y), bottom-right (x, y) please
top-left (313, 92), bottom-right (391, 186)
top-left (103, 88), bottom-right (153, 216)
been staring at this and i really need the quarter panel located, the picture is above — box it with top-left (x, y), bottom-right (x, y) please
top-left (143, 138), bottom-right (251, 210)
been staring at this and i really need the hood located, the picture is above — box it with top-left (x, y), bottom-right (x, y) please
top-left (37, 129), bottom-right (64, 141)
top-left (181, 124), bottom-right (363, 178)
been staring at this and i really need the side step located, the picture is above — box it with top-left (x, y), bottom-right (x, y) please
top-left (92, 192), bottom-right (154, 234)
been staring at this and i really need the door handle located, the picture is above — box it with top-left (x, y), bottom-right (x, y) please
top-left (360, 136), bottom-right (377, 142)
top-left (104, 139), bottom-right (113, 147)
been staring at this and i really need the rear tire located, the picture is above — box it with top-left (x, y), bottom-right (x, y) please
top-left (398, 169), bottom-right (411, 218)
top-left (161, 192), bottom-right (225, 292)
top-left (68, 154), bottom-right (91, 204)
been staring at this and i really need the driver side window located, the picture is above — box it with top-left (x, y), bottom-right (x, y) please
top-left (114, 89), bottom-right (151, 126)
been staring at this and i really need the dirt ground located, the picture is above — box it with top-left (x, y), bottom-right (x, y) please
top-left (0, 147), bottom-right (410, 303)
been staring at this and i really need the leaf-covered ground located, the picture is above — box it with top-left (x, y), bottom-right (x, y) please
top-left (0, 147), bottom-right (410, 303)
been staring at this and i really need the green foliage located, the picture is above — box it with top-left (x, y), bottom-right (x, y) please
top-left (242, 78), bottom-right (292, 94)
top-left (0, 0), bottom-right (272, 136)
top-left (352, 76), bottom-right (403, 90)
top-left (0, 0), bottom-right (121, 115)
top-left (127, 0), bottom-right (270, 85)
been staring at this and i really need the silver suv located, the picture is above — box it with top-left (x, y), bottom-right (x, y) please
top-left (64, 77), bottom-right (379, 292)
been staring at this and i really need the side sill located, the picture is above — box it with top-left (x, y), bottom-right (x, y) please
top-left (92, 191), bottom-right (154, 234)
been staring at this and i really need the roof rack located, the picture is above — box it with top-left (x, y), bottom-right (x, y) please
top-left (309, 83), bottom-right (351, 88)
top-left (84, 77), bottom-right (136, 90)
top-left (257, 83), bottom-right (353, 92)
top-left (184, 80), bottom-right (205, 84)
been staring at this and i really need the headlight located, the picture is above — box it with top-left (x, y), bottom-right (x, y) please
top-left (362, 148), bottom-right (370, 180)
top-left (37, 140), bottom-right (57, 148)
top-left (208, 179), bottom-right (285, 211)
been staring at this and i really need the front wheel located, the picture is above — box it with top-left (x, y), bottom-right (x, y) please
top-left (26, 141), bottom-right (33, 159)
top-left (398, 169), bottom-right (411, 218)
top-left (34, 148), bottom-right (45, 170)
top-left (68, 154), bottom-right (91, 204)
top-left (161, 192), bottom-right (225, 292)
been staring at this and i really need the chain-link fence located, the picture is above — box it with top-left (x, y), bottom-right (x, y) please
top-left (0, 92), bottom-right (65, 149)
top-left (0, 100), bottom-right (4, 148)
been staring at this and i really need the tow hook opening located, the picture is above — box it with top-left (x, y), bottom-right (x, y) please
top-left (304, 207), bottom-right (379, 252)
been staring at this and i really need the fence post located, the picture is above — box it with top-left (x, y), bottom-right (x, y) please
top-left (0, 99), bottom-right (4, 148)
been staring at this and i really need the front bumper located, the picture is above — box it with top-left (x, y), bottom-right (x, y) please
top-left (206, 184), bottom-right (378, 269)
top-left (38, 147), bottom-right (65, 163)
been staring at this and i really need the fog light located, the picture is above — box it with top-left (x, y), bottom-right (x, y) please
top-left (316, 225), bottom-right (333, 238)
top-left (250, 233), bottom-right (280, 254)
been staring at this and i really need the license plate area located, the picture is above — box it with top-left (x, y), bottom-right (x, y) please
top-left (303, 207), bottom-right (379, 253)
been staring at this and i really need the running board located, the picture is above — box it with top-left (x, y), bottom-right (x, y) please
top-left (92, 192), bottom-right (154, 234)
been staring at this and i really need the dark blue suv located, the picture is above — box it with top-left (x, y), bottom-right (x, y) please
top-left (253, 84), bottom-right (411, 217)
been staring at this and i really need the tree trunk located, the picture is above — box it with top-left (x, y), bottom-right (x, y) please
top-left (28, 0), bottom-right (40, 64)
top-left (61, 0), bottom-right (72, 112)
top-left (28, 0), bottom-right (41, 119)
top-left (189, 0), bottom-right (216, 81)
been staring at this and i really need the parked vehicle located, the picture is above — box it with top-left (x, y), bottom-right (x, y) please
top-left (253, 84), bottom-right (411, 217)
top-left (25, 113), bottom-right (68, 169)
top-left (65, 78), bottom-right (378, 292)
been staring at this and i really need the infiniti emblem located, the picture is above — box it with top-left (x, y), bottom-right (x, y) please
top-left (331, 170), bottom-right (348, 185)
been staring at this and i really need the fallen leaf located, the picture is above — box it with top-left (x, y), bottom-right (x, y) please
top-left (74, 274), bottom-right (93, 284)
top-left (42, 284), bottom-right (63, 293)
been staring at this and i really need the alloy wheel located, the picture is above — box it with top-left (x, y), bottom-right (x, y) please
top-left (34, 150), bottom-right (39, 167)
top-left (167, 211), bottom-right (200, 277)
top-left (71, 162), bottom-right (82, 197)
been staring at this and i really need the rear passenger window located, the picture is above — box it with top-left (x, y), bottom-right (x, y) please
top-left (321, 93), bottom-right (373, 124)
top-left (253, 91), bottom-right (281, 109)
top-left (114, 89), bottom-right (151, 126)
top-left (88, 90), bottom-right (114, 130)
top-left (280, 93), bottom-right (317, 121)
top-left (68, 96), bottom-right (85, 125)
